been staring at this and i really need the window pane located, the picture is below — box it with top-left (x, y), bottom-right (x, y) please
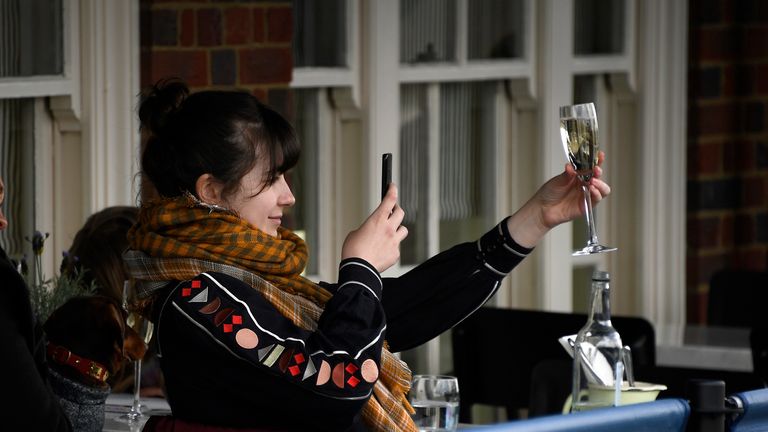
top-left (400, 0), bottom-right (457, 64)
top-left (468, 0), bottom-right (525, 60)
top-left (438, 82), bottom-right (497, 249)
top-left (0, 99), bottom-right (36, 260)
top-left (293, 0), bottom-right (347, 67)
top-left (399, 82), bottom-right (500, 265)
top-left (574, 0), bottom-right (625, 55)
top-left (399, 84), bottom-right (429, 264)
top-left (290, 90), bottom-right (320, 275)
top-left (0, 0), bottom-right (63, 77)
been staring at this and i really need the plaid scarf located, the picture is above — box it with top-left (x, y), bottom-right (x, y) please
top-left (125, 195), bottom-right (416, 432)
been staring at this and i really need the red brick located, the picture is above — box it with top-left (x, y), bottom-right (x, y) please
top-left (735, 140), bottom-right (756, 171)
top-left (689, 142), bottom-right (722, 175)
top-left (225, 7), bottom-right (252, 45)
top-left (180, 9), bottom-right (195, 47)
top-left (687, 291), bottom-right (708, 325)
top-left (721, 214), bottom-right (734, 246)
top-left (150, 50), bottom-right (209, 87)
top-left (695, 103), bottom-right (738, 135)
top-left (722, 140), bottom-right (737, 172)
top-left (267, 7), bottom-right (292, 43)
top-left (730, 248), bottom-right (766, 270)
top-left (253, 8), bottom-right (265, 43)
top-left (753, 64), bottom-right (768, 95)
top-left (697, 27), bottom-right (735, 62)
top-left (743, 176), bottom-right (766, 206)
top-left (735, 213), bottom-right (756, 244)
top-left (197, 8), bottom-right (222, 47)
top-left (742, 27), bottom-right (768, 57)
top-left (252, 88), bottom-right (268, 102)
top-left (689, 253), bottom-right (729, 285)
top-left (721, 65), bottom-right (734, 97)
top-left (688, 216), bottom-right (722, 249)
top-left (239, 47), bottom-right (292, 85)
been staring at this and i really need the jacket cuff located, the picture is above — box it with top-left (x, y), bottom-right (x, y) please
top-left (475, 217), bottom-right (533, 276)
top-left (338, 258), bottom-right (383, 300)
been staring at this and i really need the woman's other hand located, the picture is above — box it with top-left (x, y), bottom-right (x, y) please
top-left (341, 184), bottom-right (409, 272)
top-left (507, 151), bottom-right (611, 248)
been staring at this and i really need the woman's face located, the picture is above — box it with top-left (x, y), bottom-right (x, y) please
top-left (223, 160), bottom-right (295, 237)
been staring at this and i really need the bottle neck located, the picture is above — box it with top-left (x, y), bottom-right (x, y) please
top-left (588, 280), bottom-right (612, 323)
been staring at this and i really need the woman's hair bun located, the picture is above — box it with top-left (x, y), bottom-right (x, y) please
top-left (138, 77), bottom-right (190, 136)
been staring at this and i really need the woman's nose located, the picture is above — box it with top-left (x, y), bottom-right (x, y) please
top-left (278, 177), bottom-right (295, 207)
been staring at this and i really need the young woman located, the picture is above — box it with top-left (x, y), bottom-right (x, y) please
top-left (126, 78), bottom-right (611, 432)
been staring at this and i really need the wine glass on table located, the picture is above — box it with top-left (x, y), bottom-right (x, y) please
top-left (118, 280), bottom-right (154, 423)
top-left (559, 102), bottom-right (616, 256)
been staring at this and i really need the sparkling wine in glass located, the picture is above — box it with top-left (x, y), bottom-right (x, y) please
top-left (559, 102), bottom-right (616, 256)
top-left (119, 280), bottom-right (154, 423)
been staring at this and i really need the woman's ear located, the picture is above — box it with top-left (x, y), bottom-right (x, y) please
top-left (195, 174), bottom-right (225, 206)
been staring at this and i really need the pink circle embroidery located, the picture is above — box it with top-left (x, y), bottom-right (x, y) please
top-left (316, 360), bottom-right (331, 385)
top-left (235, 328), bottom-right (258, 349)
top-left (332, 363), bottom-right (345, 388)
top-left (361, 359), bottom-right (379, 383)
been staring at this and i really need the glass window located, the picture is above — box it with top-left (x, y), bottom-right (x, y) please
top-left (399, 82), bottom-right (499, 265)
top-left (0, 99), bottom-right (36, 260)
top-left (400, 0), bottom-right (457, 64)
top-left (399, 84), bottom-right (429, 264)
top-left (293, 0), bottom-right (347, 67)
top-left (0, 0), bottom-right (63, 77)
top-left (290, 90), bottom-right (320, 275)
top-left (467, 0), bottom-right (525, 60)
top-left (574, 0), bottom-right (625, 55)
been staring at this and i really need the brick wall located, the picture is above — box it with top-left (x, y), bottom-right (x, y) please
top-left (139, 0), bottom-right (293, 117)
top-left (687, 0), bottom-right (768, 323)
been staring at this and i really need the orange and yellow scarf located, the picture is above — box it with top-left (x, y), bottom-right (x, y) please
top-left (126, 195), bottom-right (416, 432)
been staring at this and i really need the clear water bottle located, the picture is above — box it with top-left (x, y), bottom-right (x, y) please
top-left (571, 270), bottom-right (624, 412)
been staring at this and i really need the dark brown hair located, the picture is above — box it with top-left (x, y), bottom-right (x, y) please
top-left (138, 78), bottom-right (300, 200)
top-left (60, 206), bottom-right (139, 302)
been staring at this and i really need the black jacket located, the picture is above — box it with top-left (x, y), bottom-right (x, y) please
top-left (152, 220), bottom-right (531, 431)
top-left (0, 246), bottom-right (72, 431)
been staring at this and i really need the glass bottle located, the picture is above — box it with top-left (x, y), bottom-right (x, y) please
top-left (571, 270), bottom-right (624, 412)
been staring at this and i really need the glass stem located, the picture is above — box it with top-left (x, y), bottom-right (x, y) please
top-left (131, 360), bottom-right (142, 417)
top-left (581, 184), bottom-right (599, 246)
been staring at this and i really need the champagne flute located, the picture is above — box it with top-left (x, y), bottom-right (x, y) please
top-left (118, 280), bottom-right (154, 423)
top-left (559, 102), bottom-right (616, 256)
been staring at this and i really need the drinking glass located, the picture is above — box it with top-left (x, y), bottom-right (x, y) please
top-left (117, 280), bottom-right (154, 423)
top-left (559, 102), bottom-right (617, 255)
top-left (409, 375), bottom-right (460, 432)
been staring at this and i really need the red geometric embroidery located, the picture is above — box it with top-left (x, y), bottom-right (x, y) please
top-left (294, 353), bottom-right (305, 364)
top-left (191, 280), bottom-right (201, 288)
top-left (182, 288), bottom-right (192, 297)
top-left (223, 324), bottom-right (233, 333)
top-left (345, 363), bottom-right (358, 375)
top-left (347, 376), bottom-right (360, 388)
top-left (288, 365), bottom-right (301, 376)
top-left (231, 315), bottom-right (242, 325)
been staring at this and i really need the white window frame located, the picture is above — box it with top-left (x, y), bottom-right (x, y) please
top-left (0, 0), bottom-right (141, 278)
top-left (292, 0), bottom-right (687, 375)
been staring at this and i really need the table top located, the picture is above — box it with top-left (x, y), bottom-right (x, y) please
top-left (103, 393), bottom-right (171, 432)
top-left (655, 324), bottom-right (752, 372)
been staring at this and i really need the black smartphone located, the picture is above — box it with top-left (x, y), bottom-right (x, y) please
top-left (381, 153), bottom-right (392, 200)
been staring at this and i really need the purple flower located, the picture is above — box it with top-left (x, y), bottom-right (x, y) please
top-left (26, 231), bottom-right (50, 256)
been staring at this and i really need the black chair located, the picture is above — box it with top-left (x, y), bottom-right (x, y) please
top-left (708, 269), bottom-right (768, 387)
top-left (707, 270), bottom-right (768, 328)
top-left (451, 307), bottom-right (656, 422)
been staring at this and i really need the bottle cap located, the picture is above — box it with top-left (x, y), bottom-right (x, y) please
top-left (592, 270), bottom-right (610, 281)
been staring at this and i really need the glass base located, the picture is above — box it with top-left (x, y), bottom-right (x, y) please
top-left (572, 244), bottom-right (617, 256)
